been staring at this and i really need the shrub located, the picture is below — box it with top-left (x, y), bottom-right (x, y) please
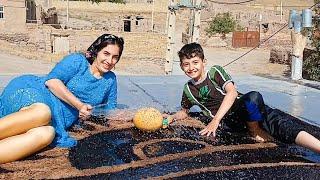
top-left (303, 51), bottom-right (320, 81)
top-left (108, 0), bottom-right (126, 4)
top-left (302, 0), bottom-right (320, 81)
top-left (205, 12), bottom-right (236, 39)
top-left (76, 0), bottom-right (125, 4)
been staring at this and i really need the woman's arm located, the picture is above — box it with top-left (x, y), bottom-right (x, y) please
top-left (199, 82), bottom-right (238, 136)
top-left (45, 79), bottom-right (92, 119)
top-left (103, 77), bottom-right (117, 110)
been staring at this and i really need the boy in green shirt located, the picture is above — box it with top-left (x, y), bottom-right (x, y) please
top-left (165, 42), bottom-right (320, 153)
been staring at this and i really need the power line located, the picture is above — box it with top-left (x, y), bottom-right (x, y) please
top-left (223, 1), bottom-right (320, 67)
top-left (223, 23), bottom-right (287, 67)
top-left (206, 0), bottom-right (256, 5)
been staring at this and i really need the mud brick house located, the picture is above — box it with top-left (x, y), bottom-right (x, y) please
top-left (0, 0), bottom-right (52, 32)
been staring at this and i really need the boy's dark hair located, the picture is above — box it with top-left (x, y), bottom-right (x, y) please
top-left (178, 42), bottom-right (204, 62)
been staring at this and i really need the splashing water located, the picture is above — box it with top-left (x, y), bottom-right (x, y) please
top-left (91, 104), bottom-right (137, 122)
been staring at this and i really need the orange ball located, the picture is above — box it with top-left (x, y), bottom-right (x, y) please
top-left (133, 107), bottom-right (163, 131)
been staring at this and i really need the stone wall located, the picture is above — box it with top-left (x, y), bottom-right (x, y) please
top-left (52, 0), bottom-right (167, 13)
top-left (0, 25), bottom-right (167, 64)
top-left (66, 30), bottom-right (166, 60)
top-left (269, 46), bottom-right (292, 65)
top-left (0, 0), bottom-right (26, 32)
top-left (54, 0), bottom-right (168, 33)
top-left (195, 2), bottom-right (304, 49)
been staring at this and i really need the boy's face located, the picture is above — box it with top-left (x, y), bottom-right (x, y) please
top-left (180, 56), bottom-right (206, 81)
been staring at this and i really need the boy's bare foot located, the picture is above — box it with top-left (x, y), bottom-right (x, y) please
top-left (247, 121), bottom-right (274, 143)
top-left (250, 129), bottom-right (274, 142)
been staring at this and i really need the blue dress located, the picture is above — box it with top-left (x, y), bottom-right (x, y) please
top-left (0, 53), bottom-right (117, 147)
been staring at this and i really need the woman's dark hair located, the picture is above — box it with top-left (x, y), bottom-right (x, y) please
top-left (86, 34), bottom-right (124, 64)
top-left (178, 42), bottom-right (204, 63)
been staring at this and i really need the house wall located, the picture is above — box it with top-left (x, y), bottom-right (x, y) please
top-left (0, 0), bottom-right (26, 32)
top-left (0, 0), bottom-right (7, 29)
top-left (0, 26), bottom-right (167, 63)
top-left (41, 0), bottom-right (52, 10)
top-left (53, 0), bottom-right (168, 33)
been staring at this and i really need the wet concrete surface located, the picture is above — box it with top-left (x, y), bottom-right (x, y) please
top-left (233, 75), bottom-right (320, 127)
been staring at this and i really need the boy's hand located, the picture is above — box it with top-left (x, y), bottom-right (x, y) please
top-left (162, 114), bottom-right (174, 128)
top-left (162, 113), bottom-right (170, 119)
top-left (199, 120), bottom-right (219, 137)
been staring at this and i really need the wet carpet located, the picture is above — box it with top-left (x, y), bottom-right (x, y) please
top-left (1, 108), bottom-right (320, 179)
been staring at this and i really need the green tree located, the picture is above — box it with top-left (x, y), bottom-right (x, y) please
top-left (303, 0), bottom-right (320, 81)
top-left (205, 12), bottom-right (236, 39)
top-left (107, 0), bottom-right (126, 4)
top-left (78, 0), bottom-right (125, 4)
top-left (312, 0), bottom-right (320, 51)
top-left (88, 0), bottom-right (103, 3)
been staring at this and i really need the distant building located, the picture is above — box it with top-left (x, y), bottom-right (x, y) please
top-left (0, 0), bottom-right (27, 31)
top-left (0, 0), bottom-right (53, 32)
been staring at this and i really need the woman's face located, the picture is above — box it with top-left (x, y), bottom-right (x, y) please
top-left (93, 44), bottom-right (120, 74)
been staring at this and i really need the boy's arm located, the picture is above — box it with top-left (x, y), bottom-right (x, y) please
top-left (199, 82), bottom-right (238, 136)
top-left (172, 108), bottom-right (189, 120)
top-left (163, 108), bottom-right (189, 125)
top-left (164, 88), bottom-right (191, 121)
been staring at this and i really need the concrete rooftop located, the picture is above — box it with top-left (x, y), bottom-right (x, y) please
top-left (1, 74), bottom-right (320, 127)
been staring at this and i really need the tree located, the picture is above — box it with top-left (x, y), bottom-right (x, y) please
top-left (88, 0), bottom-right (103, 3)
top-left (81, 0), bottom-right (125, 4)
top-left (205, 12), bottom-right (236, 39)
top-left (312, 0), bottom-right (320, 51)
top-left (303, 0), bottom-right (320, 81)
top-left (107, 0), bottom-right (126, 4)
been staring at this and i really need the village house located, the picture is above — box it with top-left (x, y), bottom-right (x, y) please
top-left (0, 0), bottom-right (53, 32)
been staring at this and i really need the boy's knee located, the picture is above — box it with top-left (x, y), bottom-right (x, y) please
top-left (243, 91), bottom-right (265, 114)
top-left (246, 91), bottom-right (263, 102)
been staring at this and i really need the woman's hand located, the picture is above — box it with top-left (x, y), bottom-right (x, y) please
top-left (199, 119), bottom-right (220, 137)
top-left (79, 104), bottom-right (93, 120)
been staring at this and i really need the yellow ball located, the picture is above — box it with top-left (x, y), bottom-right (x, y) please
top-left (133, 107), bottom-right (163, 132)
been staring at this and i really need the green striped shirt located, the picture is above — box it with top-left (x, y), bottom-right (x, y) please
top-left (181, 65), bottom-right (234, 117)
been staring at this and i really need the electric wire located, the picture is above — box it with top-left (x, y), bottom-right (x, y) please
top-left (223, 2), bottom-right (320, 67)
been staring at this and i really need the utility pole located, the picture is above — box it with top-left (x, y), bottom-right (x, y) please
top-left (151, 0), bottom-right (155, 32)
top-left (192, 0), bottom-right (201, 42)
top-left (66, 0), bottom-right (69, 26)
top-left (280, 0), bottom-right (283, 21)
top-left (188, 0), bottom-right (194, 43)
top-left (165, 0), bottom-right (177, 74)
top-left (288, 9), bottom-right (312, 80)
top-left (165, 0), bottom-right (205, 74)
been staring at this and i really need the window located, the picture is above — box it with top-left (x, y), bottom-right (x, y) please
top-left (124, 20), bottom-right (131, 32)
top-left (0, 6), bottom-right (3, 19)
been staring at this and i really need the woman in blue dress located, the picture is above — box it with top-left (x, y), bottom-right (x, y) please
top-left (0, 34), bottom-right (124, 163)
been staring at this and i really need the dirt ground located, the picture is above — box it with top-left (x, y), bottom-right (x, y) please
top-left (0, 46), bottom-right (289, 77)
